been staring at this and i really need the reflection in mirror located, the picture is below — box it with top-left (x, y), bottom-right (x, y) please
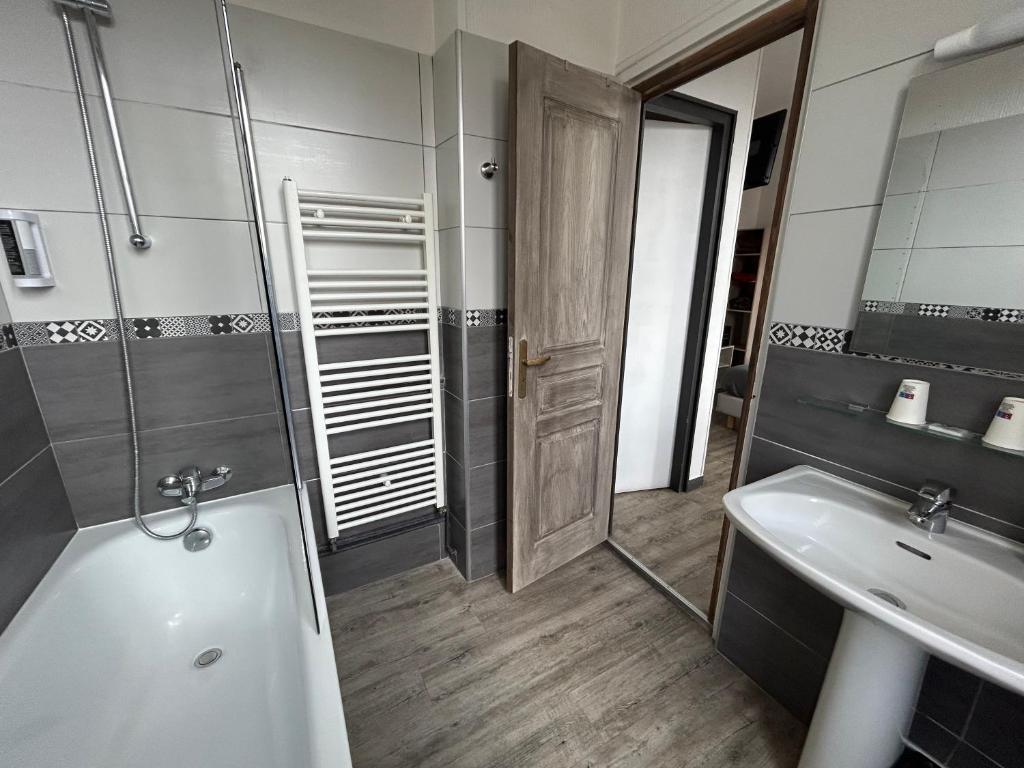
top-left (851, 44), bottom-right (1024, 373)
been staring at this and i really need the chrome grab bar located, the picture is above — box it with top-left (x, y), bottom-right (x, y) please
top-left (81, 8), bottom-right (151, 249)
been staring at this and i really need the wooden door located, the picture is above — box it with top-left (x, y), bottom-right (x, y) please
top-left (507, 42), bottom-right (642, 592)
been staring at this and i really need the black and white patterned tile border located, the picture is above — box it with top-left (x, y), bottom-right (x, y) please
top-left (862, 300), bottom-right (1024, 324)
top-left (438, 307), bottom-right (507, 328)
top-left (768, 322), bottom-right (852, 354)
top-left (10, 309), bottom-right (504, 344)
top-left (769, 321), bottom-right (1024, 382)
top-left (13, 313), bottom-right (272, 346)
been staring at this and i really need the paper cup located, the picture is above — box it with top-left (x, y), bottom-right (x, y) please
top-left (887, 379), bottom-right (930, 426)
top-left (982, 397), bottom-right (1024, 451)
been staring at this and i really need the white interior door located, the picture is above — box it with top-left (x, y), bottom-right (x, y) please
top-left (615, 120), bottom-right (712, 493)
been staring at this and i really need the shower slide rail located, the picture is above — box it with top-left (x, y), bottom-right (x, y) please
top-left (283, 181), bottom-right (446, 538)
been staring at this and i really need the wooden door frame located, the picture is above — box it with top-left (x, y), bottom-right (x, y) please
top-left (612, 0), bottom-right (820, 626)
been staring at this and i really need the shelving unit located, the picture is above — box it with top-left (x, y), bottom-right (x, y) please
top-left (796, 396), bottom-right (1024, 460)
top-left (724, 228), bottom-right (765, 367)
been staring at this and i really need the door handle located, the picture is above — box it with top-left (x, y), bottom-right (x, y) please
top-left (518, 338), bottom-right (551, 399)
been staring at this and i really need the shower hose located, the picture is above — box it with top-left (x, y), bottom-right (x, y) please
top-left (61, 11), bottom-right (196, 540)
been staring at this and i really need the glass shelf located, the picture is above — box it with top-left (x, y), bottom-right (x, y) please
top-left (796, 396), bottom-right (1024, 460)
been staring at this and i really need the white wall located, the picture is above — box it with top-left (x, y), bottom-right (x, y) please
top-left (0, 0), bottom-right (260, 322)
top-left (224, 6), bottom-right (435, 316)
top-left (449, 0), bottom-right (622, 73)
top-left (232, 0), bottom-right (435, 53)
top-left (768, 0), bottom-right (1023, 331)
top-left (676, 51), bottom-right (762, 482)
top-left (616, 121), bottom-right (712, 492)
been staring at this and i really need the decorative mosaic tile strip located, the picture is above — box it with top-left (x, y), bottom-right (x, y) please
top-left (439, 307), bottom-right (462, 327)
top-left (11, 309), bottom-right (472, 344)
top-left (14, 318), bottom-right (122, 346)
top-left (768, 322), bottom-right (852, 354)
top-left (14, 313), bottom-right (272, 346)
top-left (862, 300), bottom-right (1024, 323)
top-left (312, 308), bottom-right (423, 328)
top-left (768, 322), bottom-right (1024, 381)
top-left (0, 324), bottom-right (17, 351)
top-left (438, 308), bottom-right (508, 327)
top-left (466, 309), bottom-right (506, 327)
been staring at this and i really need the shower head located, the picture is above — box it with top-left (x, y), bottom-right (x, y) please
top-left (53, 0), bottom-right (112, 17)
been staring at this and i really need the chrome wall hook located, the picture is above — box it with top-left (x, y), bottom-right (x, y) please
top-left (480, 159), bottom-right (500, 179)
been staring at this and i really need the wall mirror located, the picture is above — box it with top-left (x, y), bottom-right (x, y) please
top-left (850, 44), bottom-right (1024, 374)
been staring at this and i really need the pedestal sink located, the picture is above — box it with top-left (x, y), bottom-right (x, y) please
top-left (723, 466), bottom-right (1024, 768)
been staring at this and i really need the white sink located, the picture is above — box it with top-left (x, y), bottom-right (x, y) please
top-left (723, 466), bottom-right (1024, 768)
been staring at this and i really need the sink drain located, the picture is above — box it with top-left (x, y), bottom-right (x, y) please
top-left (194, 647), bottom-right (223, 668)
top-left (868, 589), bottom-right (906, 610)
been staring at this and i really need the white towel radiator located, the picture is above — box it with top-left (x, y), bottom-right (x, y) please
top-left (283, 180), bottom-right (445, 539)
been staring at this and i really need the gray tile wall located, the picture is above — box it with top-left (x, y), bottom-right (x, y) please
top-left (718, 343), bottom-right (1024, 765)
top-left (0, 347), bottom-right (76, 634)
top-left (435, 31), bottom-right (510, 582)
top-left (22, 334), bottom-right (290, 528)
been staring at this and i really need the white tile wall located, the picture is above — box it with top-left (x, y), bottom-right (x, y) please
top-left (862, 249), bottom-right (910, 302)
top-left (433, 34), bottom-right (459, 146)
top-left (0, 214), bottom-right (264, 321)
top-left (928, 113), bottom-right (1024, 191)
top-left (789, 54), bottom-right (941, 215)
top-left (230, 6), bottom-right (423, 144)
top-left (84, 0), bottom-right (231, 115)
top-left (902, 247), bottom-right (1024, 309)
top-left (771, 206), bottom-right (880, 329)
top-left (872, 193), bottom-right (924, 250)
top-left (464, 227), bottom-right (506, 309)
top-left (0, 211), bottom-right (115, 322)
top-left (915, 181), bottom-right (1024, 249)
top-left (0, 85), bottom-right (244, 220)
top-left (886, 134), bottom-right (939, 195)
top-left (438, 227), bottom-right (463, 309)
top-left (462, 135), bottom-right (507, 228)
top-left (808, 0), bottom-right (1021, 90)
top-left (252, 122), bottom-right (425, 224)
top-left (461, 33), bottom-right (509, 141)
top-left (116, 101), bottom-right (248, 221)
top-left (2, 0), bottom-right (231, 115)
top-left (435, 136), bottom-right (462, 229)
top-left (0, 0), bottom-right (80, 92)
top-left (0, 84), bottom-right (120, 214)
top-left (900, 44), bottom-right (1024, 139)
top-left (4, 3), bottom-right (439, 329)
top-left (116, 218), bottom-right (264, 317)
top-left (419, 53), bottom-right (436, 146)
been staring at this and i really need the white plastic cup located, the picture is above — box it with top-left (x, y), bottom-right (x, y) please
top-left (982, 396), bottom-right (1024, 451)
top-left (887, 379), bottom-right (930, 426)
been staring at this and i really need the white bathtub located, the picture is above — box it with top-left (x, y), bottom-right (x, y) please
top-left (0, 485), bottom-right (351, 768)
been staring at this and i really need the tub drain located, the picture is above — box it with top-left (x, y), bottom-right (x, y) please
top-left (194, 648), bottom-right (223, 668)
top-left (868, 589), bottom-right (906, 610)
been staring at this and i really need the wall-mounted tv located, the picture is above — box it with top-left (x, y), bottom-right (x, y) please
top-left (744, 109), bottom-right (787, 190)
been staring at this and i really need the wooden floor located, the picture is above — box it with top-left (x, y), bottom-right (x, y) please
top-left (327, 544), bottom-right (804, 768)
top-left (610, 422), bottom-right (738, 614)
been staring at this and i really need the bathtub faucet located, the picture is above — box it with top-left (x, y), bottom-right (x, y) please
top-left (157, 466), bottom-right (233, 506)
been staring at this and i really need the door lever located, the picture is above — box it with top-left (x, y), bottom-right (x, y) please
top-left (518, 338), bottom-right (551, 399)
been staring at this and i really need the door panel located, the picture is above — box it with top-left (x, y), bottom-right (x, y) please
top-left (508, 42), bottom-right (641, 591)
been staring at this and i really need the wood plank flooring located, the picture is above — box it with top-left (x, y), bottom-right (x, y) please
top-left (610, 422), bottom-right (737, 614)
top-left (327, 543), bottom-right (804, 767)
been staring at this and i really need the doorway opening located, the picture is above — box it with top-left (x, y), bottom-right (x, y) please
top-left (609, 29), bottom-right (806, 620)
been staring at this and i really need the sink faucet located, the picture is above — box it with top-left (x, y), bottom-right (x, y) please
top-left (907, 480), bottom-right (955, 534)
top-left (158, 466), bottom-right (232, 506)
